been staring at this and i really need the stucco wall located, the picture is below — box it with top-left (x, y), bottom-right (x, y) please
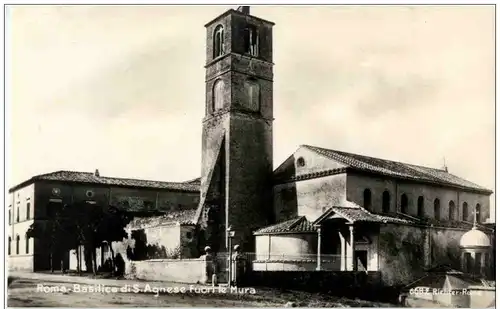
top-left (253, 261), bottom-right (325, 271)
top-left (128, 259), bottom-right (207, 283)
top-left (34, 182), bottom-right (199, 215)
top-left (8, 184), bottom-right (35, 271)
top-left (7, 256), bottom-right (33, 271)
top-left (255, 234), bottom-right (317, 260)
top-left (468, 286), bottom-right (495, 308)
top-left (274, 174), bottom-right (347, 222)
top-left (346, 173), bottom-right (491, 222)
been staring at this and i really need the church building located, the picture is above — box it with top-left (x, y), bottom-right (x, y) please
top-left (9, 6), bottom-right (495, 288)
top-left (192, 6), bottom-right (495, 286)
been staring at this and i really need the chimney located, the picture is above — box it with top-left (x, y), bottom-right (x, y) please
top-left (237, 6), bottom-right (250, 14)
top-left (95, 169), bottom-right (100, 177)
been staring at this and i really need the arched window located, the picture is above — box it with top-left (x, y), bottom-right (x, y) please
top-left (8, 237), bottom-right (11, 255)
top-left (382, 191), bottom-right (390, 213)
top-left (244, 24), bottom-right (258, 56)
top-left (213, 25), bottom-right (224, 58)
top-left (400, 193), bottom-right (408, 214)
top-left (434, 198), bottom-right (441, 220)
top-left (363, 189), bottom-right (372, 210)
top-left (26, 202), bottom-right (31, 220)
top-left (16, 235), bottom-right (20, 255)
top-left (462, 202), bottom-right (468, 221)
top-left (475, 203), bottom-right (481, 223)
top-left (25, 234), bottom-right (29, 254)
top-left (213, 79), bottom-right (225, 111)
top-left (448, 201), bottom-right (456, 221)
top-left (417, 196), bottom-right (425, 217)
top-left (245, 79), bottom-right (260, 111)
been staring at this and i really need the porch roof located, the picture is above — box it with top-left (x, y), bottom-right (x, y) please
top-left (253, 216), bottom-right (317, 235)
top-left (313, 201), bottom-right (414, 225)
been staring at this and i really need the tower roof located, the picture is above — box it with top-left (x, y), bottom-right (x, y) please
top-left (460, 226), bottom-right (491, 249)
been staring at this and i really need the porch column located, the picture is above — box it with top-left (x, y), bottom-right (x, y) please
top-left (349, 225), bottom-right (356, 271)
top-left (316, 226), bottom-right (322, 270)
top-left (480, 251), bottom-right (486, 276)
top-left (339, 231), bottom-right (346, 271)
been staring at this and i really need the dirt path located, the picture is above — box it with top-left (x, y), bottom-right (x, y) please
top-left (8, 278), bottom-right (279, 307)
top-left (8, 272), bottom-right (400, 307)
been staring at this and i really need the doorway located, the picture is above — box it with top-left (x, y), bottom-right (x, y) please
top-left (355, 250), bottom-right (368, 271)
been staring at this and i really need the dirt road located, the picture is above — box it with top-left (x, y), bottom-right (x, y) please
top-left (8, 277), bottom-right (280, 307)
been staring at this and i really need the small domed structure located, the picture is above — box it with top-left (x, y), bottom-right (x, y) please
top-left (459, 226), bottom-right (491, 249)
top-left (459, 223), bottom-right (492, 277)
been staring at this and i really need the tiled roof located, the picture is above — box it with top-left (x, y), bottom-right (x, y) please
top-left (253, 216), bottom-right (317, 235)
top-left (303, 145), bottom-right (492, 194)
top-left (314, 201), bottom-right (414, 225)
top-left (128, 209), bottom-right (197, 228)
top-left (9, 170), bottom-right (200, 193)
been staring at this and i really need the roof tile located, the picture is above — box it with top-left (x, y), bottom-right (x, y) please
top-left (12, 170), bottom-right (200, 192)
top-left (303, 145), bottom-right (492, 194)
top-left (253, 217), bottom-right (317, 235)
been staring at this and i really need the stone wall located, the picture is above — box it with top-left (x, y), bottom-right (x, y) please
top-left (378, 223), bottom-right (477, 286)
top-left (128, 259), bottom-right (208, 284)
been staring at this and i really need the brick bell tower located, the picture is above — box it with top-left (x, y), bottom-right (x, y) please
top-left (194, 6), bottom-right (275, 254)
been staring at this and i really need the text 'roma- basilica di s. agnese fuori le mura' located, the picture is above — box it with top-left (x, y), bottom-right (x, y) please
top-left (8, 6), bottom-right (495, 289)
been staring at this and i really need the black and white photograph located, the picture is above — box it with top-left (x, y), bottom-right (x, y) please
top-left (4, 4), bottom-right (496, 308)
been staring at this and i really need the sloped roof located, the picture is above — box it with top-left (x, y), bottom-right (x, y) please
top-left (254, 216), bottom-right (317, 235)
top-left (313, 200), bottom-right (414, 225)
top-left (9, 170), bottom-right (200, 193)
top-left (128, 209), bottom-right (197, 228)
top-left (300, 145), bottom-right (492, 194)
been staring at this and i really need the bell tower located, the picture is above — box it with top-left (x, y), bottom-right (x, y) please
top-left (195, 6), bottom-right (274, 253)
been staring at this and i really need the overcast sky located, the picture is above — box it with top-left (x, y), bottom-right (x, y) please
top-left (6, 5), bottom-right (495, 215)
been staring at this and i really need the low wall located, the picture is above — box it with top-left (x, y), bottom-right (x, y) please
top-left (468, 286), bottom-right (495, 308)
top-left (128, 258), bottom-right (208, 284)
top-left (8, 256), bottom-right (34, 272)
top-left (253, 260), bottom-right (339, 271)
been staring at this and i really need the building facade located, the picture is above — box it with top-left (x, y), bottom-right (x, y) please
top-left (7, 170), bottom-right (199, 271)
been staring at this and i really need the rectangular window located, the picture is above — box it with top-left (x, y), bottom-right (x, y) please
top-left (8, 209), bottom-right (11, 225)
top-left (25, 236), bottom-right (29, 254)
top-left (16, 207), bottom-right (20, 222)
top-left (26, 203), bottom-right (31, 220)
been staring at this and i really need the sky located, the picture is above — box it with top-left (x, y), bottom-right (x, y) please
top-left (6, 5), bottom-right (495, 217)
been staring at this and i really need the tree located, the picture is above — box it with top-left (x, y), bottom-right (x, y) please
top-left (95, 206), bottom-right (133, 275)
top-left (27, 204), bottom-right (78, 273)
top-left (29, 200), bottom-right (133, 276)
